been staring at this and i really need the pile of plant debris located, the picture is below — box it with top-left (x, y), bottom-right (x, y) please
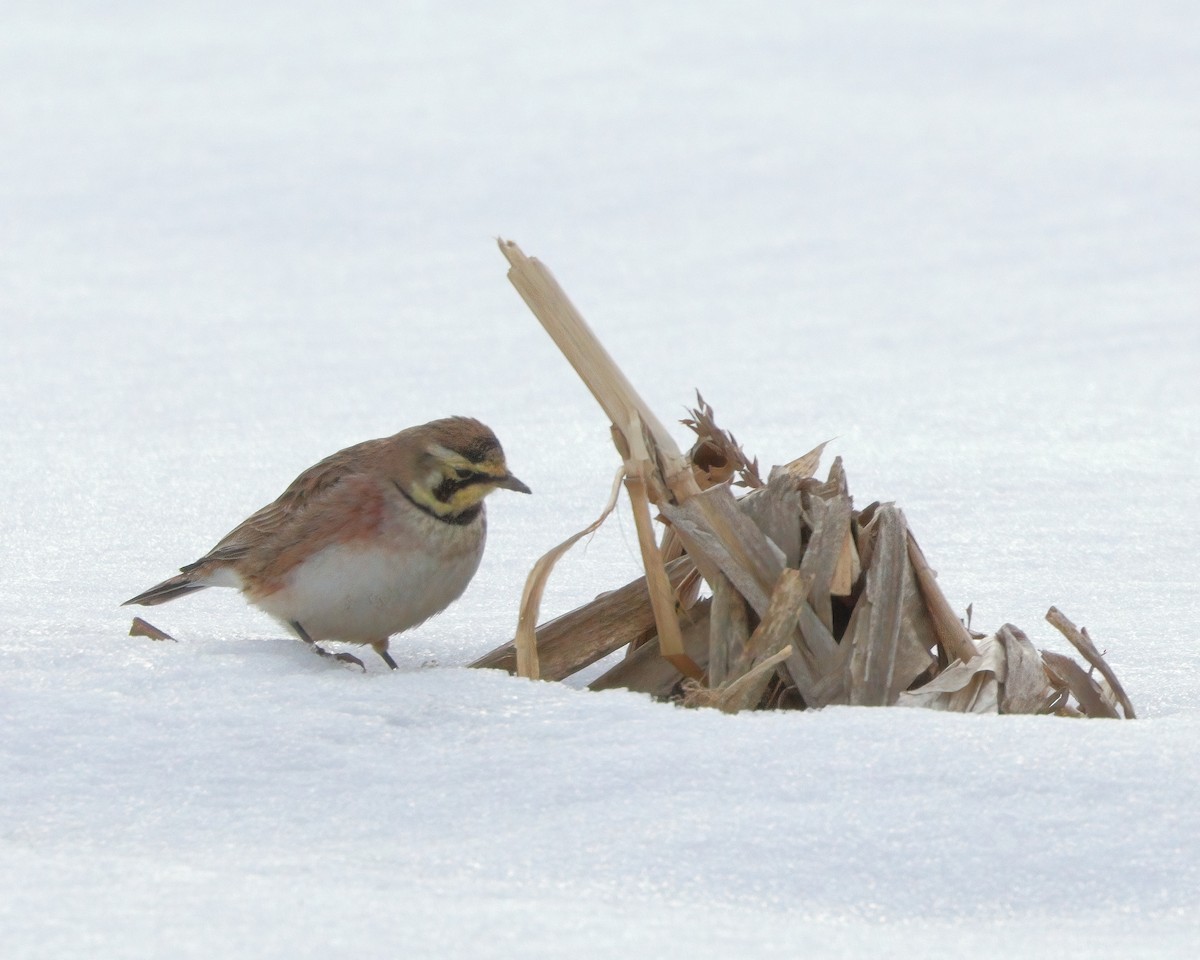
top-left (473, 240), bottom-right (1134, 719)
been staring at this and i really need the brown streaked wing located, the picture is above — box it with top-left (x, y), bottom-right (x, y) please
top-left (188, 437), bottom-right (392, 568)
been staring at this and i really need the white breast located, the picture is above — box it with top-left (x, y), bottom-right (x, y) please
top-left (252, 503), bottom-right (487, 644)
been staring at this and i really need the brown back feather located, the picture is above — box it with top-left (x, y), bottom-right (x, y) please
top-left (187, 436), bottom-right (393, 571)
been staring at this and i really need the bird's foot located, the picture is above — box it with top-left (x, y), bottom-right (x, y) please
top-left (312, 644), bottom-right (366, 672)
top-left (289, 620), bottom-right (365, 672)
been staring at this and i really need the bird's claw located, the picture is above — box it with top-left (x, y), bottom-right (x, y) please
top-left (333, 651), bottom-right (367, 672)
top-left (290, 621), bottom-right (366, 672)
top-left (313, 644), bottom-right (366, 672)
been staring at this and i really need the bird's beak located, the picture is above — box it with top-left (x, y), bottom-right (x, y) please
top-left (494, 474), bottom-right (531, 494)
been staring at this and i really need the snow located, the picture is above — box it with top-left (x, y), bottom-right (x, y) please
top-left (3, 1), bottom-right (1198, 956)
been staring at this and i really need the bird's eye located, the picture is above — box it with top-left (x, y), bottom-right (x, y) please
top-left (454, 467), bottom-right (473, 481)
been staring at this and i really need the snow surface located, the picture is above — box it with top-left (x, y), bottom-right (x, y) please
top-left (3, 1), bottom-right (1198, 957)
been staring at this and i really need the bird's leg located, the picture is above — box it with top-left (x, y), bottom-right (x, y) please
top-left (289, 620), bottom-right (365, 672)
top-left (371, 640), bottom-right (398, 670)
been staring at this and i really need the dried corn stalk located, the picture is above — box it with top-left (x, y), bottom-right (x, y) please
top-left (498, 239), bottom-right (701, 678)
top-left (477, 239), bottom-right (1135, 720)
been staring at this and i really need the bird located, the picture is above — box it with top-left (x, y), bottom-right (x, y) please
top-left (123, 416), bottom-right (530, 670)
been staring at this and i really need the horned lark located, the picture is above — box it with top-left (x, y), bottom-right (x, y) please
top-left (124, 416), bottom-right (530, 669)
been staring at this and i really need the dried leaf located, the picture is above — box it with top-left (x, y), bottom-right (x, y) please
top-left (830, 529), bottom-right (861, 597)
top-left (734, 568), bottom-right (812, 672)
top-left (843, 507), bottom-right (936, 706)
top-left (129, 617), bottom-right (176, 642)
top-left (906, 532), bottom-right (979, 665)
top-left (686, 645), bottom-right (795, 714)
top-left (770, 440), bottom-right (830, 483)
top-left (896, 635), bottom-right (1004, 713)
top-left (513, 466), bottom-right (624, 679)
top-left (681, 390), bottom-right (764, 489)
top-left (1045, 607), bottom-right (1135, 719)
top-left (708, 571), bottom-right (751, 688)
top-left (660, 484), bottom-right (785, 616)
top-left (1040, 649), bottom-right (1119, 718)
top-left (798, 489), bottom-right (853, 632)
top-left (994, 624), bottom-right (1057, 714)
top-left (736, 470), bottom-right (804, 567)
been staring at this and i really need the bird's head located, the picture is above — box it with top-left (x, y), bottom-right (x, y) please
top-left (403, 416), bottom-right (530, 523)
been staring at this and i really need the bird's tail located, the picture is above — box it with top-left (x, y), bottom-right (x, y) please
top-left (122, 573), bottom-right (210, 607)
